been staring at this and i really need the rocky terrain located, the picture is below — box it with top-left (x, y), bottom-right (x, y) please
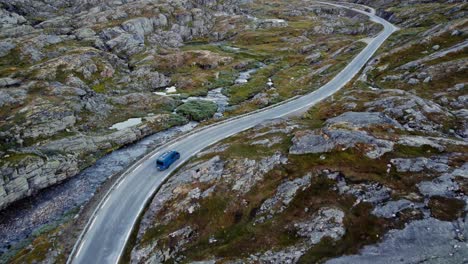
top-left (0, 0), bottom-right (382, 262)
top-left (0, 0), bottom-right (376, 211)
top-left (0, 0), bottom-right (466, 263)
top-left (122, 0), bottom-right (467, 263)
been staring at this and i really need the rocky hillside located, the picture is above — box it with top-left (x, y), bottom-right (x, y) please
top-left (123, 0), bottom-right (467, 263)
top-left (0, 0), bottom-right (383, 262)
top-left (0, 0), bottom-right (242, 210)
top-left (0, 0), bottom-right (378, 211)
top-left (1, 0), bottom-right (466, 263)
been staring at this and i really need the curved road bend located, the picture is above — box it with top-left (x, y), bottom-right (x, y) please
top-left (70, 2), bottom-right (398, 264)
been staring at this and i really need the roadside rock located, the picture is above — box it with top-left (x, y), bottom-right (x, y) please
top-left (131, 226), bottom-right (194, 264)
top-left (137, 156), bottom-right (225, 235)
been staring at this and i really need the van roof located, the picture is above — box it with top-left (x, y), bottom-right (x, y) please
top-left (158, 151), bottom-right (176, 160)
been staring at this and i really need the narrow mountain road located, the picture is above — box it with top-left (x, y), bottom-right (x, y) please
top-left (69, 2), bottom-right (398, 263)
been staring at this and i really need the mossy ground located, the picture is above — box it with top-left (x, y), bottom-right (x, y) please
top-left (131, 2), bottom-right (468, 259)
top-left (134, 110), bottom-right (453, 262)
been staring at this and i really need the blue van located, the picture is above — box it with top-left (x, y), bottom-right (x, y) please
top-left (156, 150), bottom-right (180, 170)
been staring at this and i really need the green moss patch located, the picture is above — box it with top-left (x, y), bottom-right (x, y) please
top-left (176, 100), bottom-right (218, 121)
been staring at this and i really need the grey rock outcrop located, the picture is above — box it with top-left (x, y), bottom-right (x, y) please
top-left (326, 217), bottom-right (468, 264)
top-left (249, 246), bottom-right (307, 264)
top-left (0, 154), bottom-right (79, 210)
top-left (340, 182), bottom-right (392, 205)
top-left (0, 41), bottom-right (15, 57)
top-left (231, 152), bottom-right (288, 193)
top-left (256, 174), bottom-right (312, 222)
top-left (290, 129), bottom-right (394, 159)
top-left (294, 207), bottom-right (345, 245)
top-left (372, 199), bottom-right (422, 218)
top-left (364, 89), bottom-right (451, 135)
top-left (417, 163), bottom-right (468, 198)
top-left (390, 156), bottom-right (450, 173)
top-left (325, 111), bottom-right (403, 130)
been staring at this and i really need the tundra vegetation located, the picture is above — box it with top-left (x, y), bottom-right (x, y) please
top-left (0, 0), bottom-right (467, 263)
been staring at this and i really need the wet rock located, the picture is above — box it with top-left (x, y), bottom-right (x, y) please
top-left (131, 226), bottom-right (194, 264)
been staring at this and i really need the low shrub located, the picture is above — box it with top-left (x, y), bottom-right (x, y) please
top-left (176, 100), bottom-right (217, 121)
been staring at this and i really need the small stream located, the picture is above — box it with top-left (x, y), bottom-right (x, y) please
top-left (0, 122), bottom-right (198, 254)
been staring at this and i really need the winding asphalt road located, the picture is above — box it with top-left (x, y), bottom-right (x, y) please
top-left (69, 2), bottom-right (398, 264)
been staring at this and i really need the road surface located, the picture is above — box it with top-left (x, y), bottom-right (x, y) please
top-left (69, 2), bottom-right (398, 263)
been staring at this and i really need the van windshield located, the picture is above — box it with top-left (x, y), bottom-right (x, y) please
top-left (156, 160), bottom-right (164, 166)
